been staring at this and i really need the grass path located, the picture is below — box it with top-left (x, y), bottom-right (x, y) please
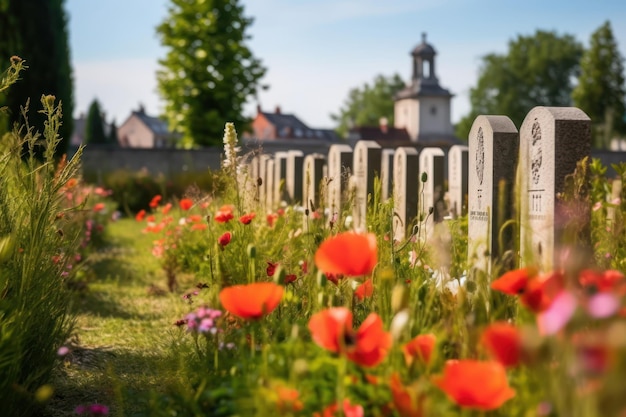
top-left (47, 218), bottom-right (199, 417)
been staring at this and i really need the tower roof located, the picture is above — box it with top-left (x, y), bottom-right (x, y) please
top-left (412, 33), bottom-right (436, 56)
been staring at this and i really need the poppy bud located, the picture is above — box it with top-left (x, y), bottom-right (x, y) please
top-left (0, 234), bottom-right (16, 263)
top-left (421, 172), bottom-right (428, 183)
top-left (247, 244), bottom-right (256, 258)
top-left (273, 266), bottom-right (286, 284)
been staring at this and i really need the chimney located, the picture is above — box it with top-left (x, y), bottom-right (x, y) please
top-left (256, 104), bottom-right (262, 114)
top-left (379, 117), bottom-right (389, 134)
top-left (275, 105), bottom-right (281, 114)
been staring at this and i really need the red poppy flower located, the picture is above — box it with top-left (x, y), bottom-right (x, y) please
top-left (267, 213), bottom-right (278, 227)
top-left (135, 209), bottom-right (146, 222)
top-left (266, 261), bottom-right (278, 277)
top-left (491, 267), bottom-right (537, 295)
top-left (403, 334), bottom-right (436, 366)
top-left (187, 214), bottom-right (203, 223)
top-left (215, 205), bottom-right (234, 223)
top-left (149, 195), bottom-right (162, 208)
top-left (492, 268), bottom-right (563, 313)
top-left (325, 273), bottom-right (343, 285)
top-left (284, 274), bottom-right (297, 284)
top-left (276, 385), bottom-right (304, 413)
top-left (161, 203), bottom-right (172, 215)
top-left (92, 203), bottom-right (105, 212)
top-left (314, 399), bottom-right (364, 417)
top-left (579, 269), bottom-right (626, 294)
top-left (355, 278), bottom-right (374, 300)
top-left (433, 359), bottom-right (515, 411)
top-left (218, 231), bottom-right (232, 247)
top-left (239, 212), bottom-right (256, 225)
top-left (481, 322), bottom-right (521, 367)
top-left (191, 223), bottom-right (208, 231)
top-left (315, 232), bottom-right (377, 277)
top-left (390, 373), bottom-right (425, 417)
top-left (308, 307), bottom-right (392, 367)
top-left (179, 198), bottom-right (193, 211)
top-left (219, 282), bottom-right (283, 320)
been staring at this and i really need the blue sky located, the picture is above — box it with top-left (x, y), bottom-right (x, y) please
top-left (66, 0), bottom-right (626, 129)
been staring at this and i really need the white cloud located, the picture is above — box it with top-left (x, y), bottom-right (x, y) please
top-left (73, 58), bottom-right (164, 123)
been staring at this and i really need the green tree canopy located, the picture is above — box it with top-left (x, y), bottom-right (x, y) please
top-left (0, 0), bottom-right (73, 156)
top-left (331, 73), bottom-right (406, 138)
top-left (156, 0), bottom-right (266, 147)
top-left (84, 99), bottom-right (107, 145)
top-left (108, 119), bottom-right (118, 145)
top-left (572, 21), bottom-right (626, 149)
top-left (455, 30), bottom-right (583, 140)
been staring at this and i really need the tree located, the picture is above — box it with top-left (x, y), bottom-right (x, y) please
top-left (84, 99), bottom-right (107, 145)
top-left (572, 21), bottom-right (626, 149)
top-left (331, 73), bottom-right (406, 138)
top-left (0, 0), bottom-right (73, 156)
top-left (455, 30), bottom-right (583, 140)
top-left (108, 119), bottom-right (118, 145)
top-left (156, 0), bottom-right (266, 147)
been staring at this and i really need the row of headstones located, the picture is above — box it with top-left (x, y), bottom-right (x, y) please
top-left (246, 106), bottom-right (593, 273)
top-left (247, 142), bottom-right (466, 239)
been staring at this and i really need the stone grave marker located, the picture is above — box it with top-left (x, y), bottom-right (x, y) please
top-left (303, 153), bottom-right (327, 214)
top-left (286, 150), bottom-right (304, 204)
top-left (448, 145), bottom-right (469, 218)
top-left (326, 144), bottom-right (353, 219)
top-left (352, 141), bottom-right (382, 231)
top-left (265, 158), bottom-right (275, 210)
top-left (467, 116), bottom-right (519, 273)
top-left (519, 106), bottom-right (591, 272)
top-left (273, 151), bottom-right (289, 205)
top-left (418, 147), bottom-right (445, 239)
top-left (381, 149), bottom-right (395, 201)
top-left (393, 147), bottom-right (419, 240)
top-left (257, 154), bottom-right (271, 209)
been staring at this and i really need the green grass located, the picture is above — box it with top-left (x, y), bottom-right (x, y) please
top-left (46, 218), bottom-right (199, 417)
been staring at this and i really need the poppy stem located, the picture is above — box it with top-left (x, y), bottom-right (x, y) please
top-left (336, 355), bottom-right (347, 416)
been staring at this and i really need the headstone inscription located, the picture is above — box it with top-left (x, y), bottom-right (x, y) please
top-left (519, 106), bottom-right (591, 272)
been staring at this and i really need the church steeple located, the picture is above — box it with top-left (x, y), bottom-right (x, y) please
top-left (412, 33), bottom-right (437, 83)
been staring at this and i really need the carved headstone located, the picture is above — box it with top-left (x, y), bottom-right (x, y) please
top-left (448, 145), bottom-right (469, 218)
top-left (381, 149), bottom-right (395, 201)
top-left (393, 147), bottom-right (419, 240)
top-left (519, 107), bottom-right (591, 272)
top-left (286, 150), bottom-right (304, 204)
top-left (326, 144), bottom-right (353, 219)
top-left (418, 147), bottom-right (445, 239)
top-left (468, 116), bottom-right (519, 273)
top-left (352, 141), bottom-right (382, 230)
top-left (303, 153), bottom-right (327, 213)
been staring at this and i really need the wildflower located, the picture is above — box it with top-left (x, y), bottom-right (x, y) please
top-left (491, 268), bottom-right (563, 313)
top-left (179, 198), bottom-right (193, 211)
top-left (185, 306), bottom-right (222, 334)
top-left (390, 373), bottom-right (425, 417)
top-left (218, 231), bottom-right (232, 247)
top-left (215, 205), bottom-right (235, 223)
top-left (481, 322), bottom-right (521, 367)
top-left (222, 122), bottom-right (241, 171)
top-left (325, 272), bottom-right (343, 285)
top-left (191, 223), bottom-right (208, 231)
top-left (579, 269), bottom-right (626, 295)
top-left (536, 290), bottom-right (577, 335)
top-left (75, 404), bottom-right (109, 415)
top-left (92, 203), bottom-right (105, 212)
top-left (161, 203), bottom-right (172, 214)
top-left (314, 232), bottom-right (377, 277)
top-left (275, 385), bottom-right (304, 413)
top-left (433, 359), bottom-right (515, 411)
top-left (239, 212), bottom-right (256, 225)
top-left (403, 334), bottom-right (436, 367)
top-left (490, 267), bottom-right (537, 295)
top-left (65, 178), bottom-right (78, 189)
top-left (135, 209), bottom-right (146, 221)
top-left (284, 274), bottom-right (297, 284)
top-left (57, 346), bottom-right (70, 356)
top-left (149, 195), bottom-right (162, 208)
top-left (314, 399), bottom-right (364, 417)
top-left (267, 213), bottom-right (278, 227)
top-left (308, 307), bottom-right (392, 367)
top-left (219, 282), bottom-right (283, 320)
top-left (354, 278), bottom-right (374, 300)
top-left (266, 261), bottom-right (278, 277)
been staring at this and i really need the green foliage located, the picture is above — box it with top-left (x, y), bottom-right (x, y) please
top-left (0, 69), bottom-right (84, 415)
top-left (572, 21), bottom-right (626, 149)
top-left (108, 119), bottom-right (118, 144)
top-left (331, 73), bottom-right (406, 138)
top-left (84, 98), bottom-right (107, 145)
top-left (0, 0), bottom-right (74, 157)
top-left (456, 30), bottom-right (583, 139)
top-left (156, 0), bottom-right (267, 147)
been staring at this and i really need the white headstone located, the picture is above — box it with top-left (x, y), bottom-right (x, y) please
top-left (418, 147), bottom-right (445, 239)
top-left (326, 144), bottom-right (353, 220)
top-left (448, 145), bottom-right (469, 218)
top-left (393, 147), bottom-right (419, 240)
top-left (303, 153), bottom-right (327, 213)
top-left (265, 158), bottom-right (275, 211)
top-left (468, 116), bottom-right (519, 273)
top-left (273, 152), bottom-right (289, 205)
top-left (519, 106), bottom-right (591, 272)
top-left (286, 150), bottom-right (304, 204)
top-left (352, 141), bottom-right (382, 231)
top-left (381, 149), bottom-right (395, 201)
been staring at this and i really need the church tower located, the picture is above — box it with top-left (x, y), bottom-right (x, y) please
top-left (394, 34), bottom-right (455, 144)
